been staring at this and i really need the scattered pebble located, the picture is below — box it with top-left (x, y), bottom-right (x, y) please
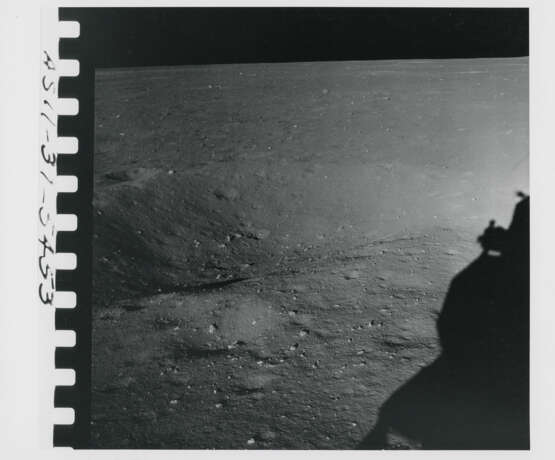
top-left (249, 228), bottom-right (270, 240)
top-left (257, 430), bottom-right (277, 441)
top-left (214, 187), bottom-right (239, 201)
top-left (344, 270), bottom-right (361, 280)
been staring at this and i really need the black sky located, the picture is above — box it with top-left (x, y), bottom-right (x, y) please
top-left (60, 8), bottom-right (528, 68)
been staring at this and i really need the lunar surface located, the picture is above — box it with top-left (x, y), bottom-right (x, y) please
top-left (91, 58), bottom-right (528, 448)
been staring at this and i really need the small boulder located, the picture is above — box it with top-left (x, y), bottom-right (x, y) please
top-left (214, 187), bottom-right (239, 201)
top-left (257, 430), bottom-right (277, 442)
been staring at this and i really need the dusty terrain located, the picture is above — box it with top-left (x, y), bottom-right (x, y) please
top-left (90, 58), bottom-right (528, 448)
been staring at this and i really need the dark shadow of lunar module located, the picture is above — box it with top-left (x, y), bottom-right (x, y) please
top-left (359, 194), bottom-right (530, 450)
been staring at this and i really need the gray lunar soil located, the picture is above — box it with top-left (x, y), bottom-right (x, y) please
top-left (91, 58), bottom-right (528, 448)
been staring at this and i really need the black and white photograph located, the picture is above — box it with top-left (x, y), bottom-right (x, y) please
top-left (9, 3), bottom-right (555, 456)
top-left (84, 8), bottom-right (530, 449)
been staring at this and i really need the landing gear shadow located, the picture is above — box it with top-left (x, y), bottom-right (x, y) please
top-left (358, 195), bottom-right (530, 450)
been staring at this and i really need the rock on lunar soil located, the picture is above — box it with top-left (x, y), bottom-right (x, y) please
top-left (214, 187), bottom-right (240, 201)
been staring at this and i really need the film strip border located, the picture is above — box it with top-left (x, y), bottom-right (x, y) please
top-left (40, 9), bottom-right (92, 448)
